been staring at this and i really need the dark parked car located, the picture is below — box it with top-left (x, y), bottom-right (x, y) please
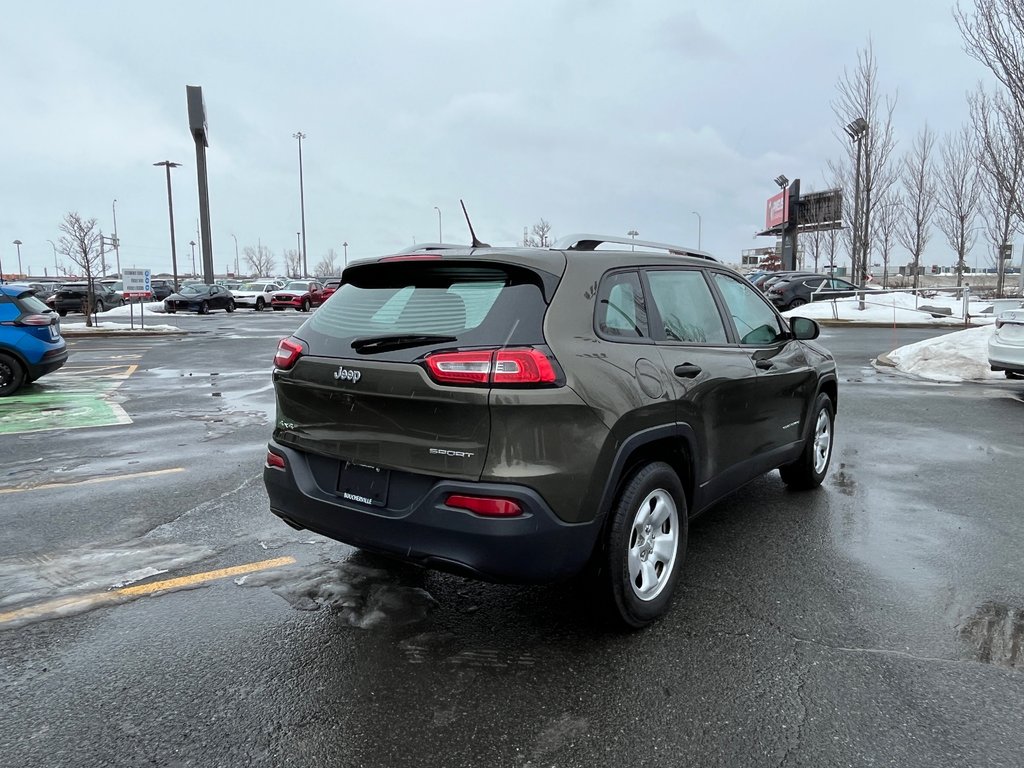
top-left (164, 283), bottom-right (236, 314)
top-left (0, 284), bottom-right (67, 396)
top-left (766, 274), bottom-right (862, 310)
top-left (320, 277), bottom-right (343, 302)
top-left (270, 280), bottom-right (324, 311)
top-left (149, 279), bottom-right (175, 301)
top-left (51, 282), bottom-right (124, 316)
top-left (263, 234), bottom-right (838, 627)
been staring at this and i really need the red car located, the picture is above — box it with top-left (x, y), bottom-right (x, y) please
top-left (270, 280), bottom-right (324, 312)
top-left (321, 277), bottom-right (342, 301)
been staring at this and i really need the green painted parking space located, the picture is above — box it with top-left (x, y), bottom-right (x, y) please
top-left (0, 375), bottom-right (132, 435)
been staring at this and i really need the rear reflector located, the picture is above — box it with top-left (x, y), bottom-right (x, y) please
top-left (445, 494), bottom-right (523, 517)
top-left (425, 348), bottom-right (557, 386)
top-left (266, 451), bottom-right (286, 469)
top-left (274, 337), bottom-right (304, 370)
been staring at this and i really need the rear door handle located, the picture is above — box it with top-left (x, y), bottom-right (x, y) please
top-left (673, 363), bottom-right (702, 378)
top-left (755, 359), bottom-right (775, 370)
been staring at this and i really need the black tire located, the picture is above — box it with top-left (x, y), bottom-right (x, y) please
top-left (0, 352), bottom-right (26, 397)
top-left (600, 462), bottom-right (688, 629)
top-left (57, 310), bottom-right (67, 317)
top-left (226, 300), bottom-right (235, 313)
top-left (199, 301), bottom-right (209, 315)
top-left (255, 298), bottom-right (265, 312)
top-left (165, 307), bottom-right (176, 314)
top-left (301, 298), bottom-right (311, 312)
top-left (787, 297), bottom-right (807, 310)
top-left (273, 306), bottom-right (284, 311)
top-left (779, 392), bottom-right (835, 490)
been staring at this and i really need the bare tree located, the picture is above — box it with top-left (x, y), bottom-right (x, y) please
top-left (896, 125), bottom-right (938, 289)
top-left (243, 244), bottom-right (275, 277)
top-left (526, 218), bottom-right (553, 248)
top-left (829, 40), bottom-right (899, 285)
top-left (872, 191), bottom-right (902, 288)
top-left (283, 249), bottom-right (302, 278)
top-left (936, 125), bottom-right (982, 287)
top-left (56, 212), bottom-right (102, 326)
top-left (314, 248), bottom-right (340, 278)
top-left (970, 87), bottom-right (1024, 294)
top-left (956, 0), bottom-right (1024, 115)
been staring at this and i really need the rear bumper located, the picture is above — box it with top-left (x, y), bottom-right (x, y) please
top-left (263, 440), bottom-right (602, 583)
top-left (28, 347), bottom-right (68, 378)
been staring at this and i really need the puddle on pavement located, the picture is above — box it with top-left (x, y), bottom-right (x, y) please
top-left (235, 555), bottom-right (437, 629)
top-left (0, 540), bottom-right (216, 627)
top-left (959, 601), bottom-right (1023, 669)
top-left (168, 408), bottom-right (268, 440)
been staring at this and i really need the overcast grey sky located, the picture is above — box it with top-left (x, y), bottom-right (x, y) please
top-left (0, 0), bottom-right (997, 277)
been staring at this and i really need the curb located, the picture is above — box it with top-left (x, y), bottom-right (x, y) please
top-left (61, 329), bottom-right (189, 338)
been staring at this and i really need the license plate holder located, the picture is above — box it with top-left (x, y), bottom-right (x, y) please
top-left (336, 462), bottom-right (390, 507)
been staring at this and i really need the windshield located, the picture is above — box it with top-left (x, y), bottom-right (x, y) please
top-left (285, 281), bottom-right (309, 291)
top-left (240, 282), bottom-right (271, 291)
top-left (179, 285), bottom-right (206, 295)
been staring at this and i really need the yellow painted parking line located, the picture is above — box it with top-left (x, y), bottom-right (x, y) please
top-left (0, 556), bottom-right (297, 625)
top-left (0, 467), bottom-right (185, 494)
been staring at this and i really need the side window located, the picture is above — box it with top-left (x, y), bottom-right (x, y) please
top-left (712, 273), bottom-right (787, 345)
top-left (646, 270), bottom-right (728, 344)
top-left (595, 271), bottom-right (648, 340)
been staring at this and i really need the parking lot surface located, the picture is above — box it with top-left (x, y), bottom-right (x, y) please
top-left (2, 318), bottom-right (1022, 768)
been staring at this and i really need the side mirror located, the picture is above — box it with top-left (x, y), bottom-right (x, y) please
top-left (790, 316), bottom-right (820, 340)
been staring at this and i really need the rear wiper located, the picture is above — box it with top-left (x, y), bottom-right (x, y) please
top-left (351, 334), bottom-right (457, 353)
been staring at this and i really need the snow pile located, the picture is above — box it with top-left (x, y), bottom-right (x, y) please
top-left (884, 325), bottom-right (1002, 382)
top-left (99, 301), bottom-right (167, 316)
top-left (783, 291), bottom-right (992, 326)
top-left (60, 321), bottom-right (182, 334)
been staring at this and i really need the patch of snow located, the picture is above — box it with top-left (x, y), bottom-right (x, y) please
top-left (884, 326), bottom-right (1003, 382)
top-left (782, 291), bottom-right (992, 326)
top-left (61, 321), bottom-right (182, 334)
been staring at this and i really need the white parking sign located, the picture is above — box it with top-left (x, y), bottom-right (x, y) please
top-left (123, 268), bottom-right (152, 298)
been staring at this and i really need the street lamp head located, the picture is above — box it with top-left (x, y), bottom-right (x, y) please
top-left (189, 240), bottom-right (196, 247)
top-left (13, 240), bottom-right (22, 246)
top-left (844, 117), bottom-right (868, 141)
top-left (774, 175), bottom-right (789, 189)
top-left (627, 229), bottom-right (639, 237)
top-left (293, 131), bottom-right (306, 140)
top-left (153, 160), bottom-right (182, 168)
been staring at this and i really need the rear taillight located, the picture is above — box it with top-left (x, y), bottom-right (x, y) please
top-left (19, 313), bottom-right (55, 326)
top-left (266, 451), bottom-right (286, 469)
top-left (274, 337), bottom-right (304, 370)
top-left (445, 494), bottom-right (522, 517)
top-left (424, 348), bottom-right (557, 386)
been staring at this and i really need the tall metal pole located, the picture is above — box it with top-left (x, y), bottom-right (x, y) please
top-left (189, 240), bottom-right (197, 277)
top-left (691, 211), bottom-right (702, 250)
top-left (112, 199), bottom-right (121, 275)
top-left (627, 229), bottom-right (638, 251)
top-left (342, 241), bottom-right (348, 267)
top-left (293, 132), bottom-right (308, 277)
top-left (296, 232), bottom-right (301, 278)
top-left (13, 240), bottom-right (23, 276)
top-left (231, 233), bottom-right (239, 276)
top-left (154, 162), bottom-right (181, 290)
top-left (851, 137), bottom-right (864, 285)
top-left (434, 206), bottom-right (442, 243)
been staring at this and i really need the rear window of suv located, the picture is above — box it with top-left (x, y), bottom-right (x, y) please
top-left (302, 262), bottom-right (551, 359)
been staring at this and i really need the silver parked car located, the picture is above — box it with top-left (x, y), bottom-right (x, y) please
top-left (988, 306), bottom-right (1024, 379)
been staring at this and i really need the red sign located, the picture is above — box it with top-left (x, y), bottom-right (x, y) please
top-left (765, 190), bottom-right (789, 229)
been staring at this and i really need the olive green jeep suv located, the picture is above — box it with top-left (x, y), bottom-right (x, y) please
top-left (263, 234), bottom-right (837, 627)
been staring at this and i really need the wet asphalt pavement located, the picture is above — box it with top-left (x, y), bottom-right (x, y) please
top-left (1, 314), bottom-right (1022, 767)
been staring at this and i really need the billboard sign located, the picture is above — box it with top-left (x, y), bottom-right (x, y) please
top-left (123, 268), bottom-right (152, 298)
top-left (765, 190), bottom-right (789, 230)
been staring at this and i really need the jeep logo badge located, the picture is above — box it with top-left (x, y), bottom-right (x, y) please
top-left (333, 366), bottom-right (362, 383)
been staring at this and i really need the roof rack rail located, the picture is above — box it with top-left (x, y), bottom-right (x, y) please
top-left (552, 233), bottom-right (717, 262)
top-left (393, 242), bottom-right (468, 254)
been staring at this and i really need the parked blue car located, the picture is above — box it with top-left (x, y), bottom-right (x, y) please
top-left (0, 283), bottom-right (68, 396)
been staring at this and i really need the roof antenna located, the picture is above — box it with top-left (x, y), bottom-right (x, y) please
top-left (460, 199), bottom-right (490, 248)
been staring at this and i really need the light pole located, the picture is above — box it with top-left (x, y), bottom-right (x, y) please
top-left (844, 118), bottom-right (869, 287)
top-left (154, 161), bottom-right (182, 290)
top-left (342, 241), bottom-right (348, 267)
top-left (296, 232), bottom-right (301, 278)
top-left (189, 240), bottom-right (197, 278)
top-left (46, 239), bottom-right (59, 276)
top-left (433, 206), bottom-right (442, 243)
top-left (112, 198), bottom-right (121, 276)
top-left (293, 131), bottom-right (308, 278)
top-left (691, 211), bottom-right (702, 250)
top-left (231, 233), bottom-right (239, 276)
top-left (627, 229), bottom-right (638, 251)
top-left (13, 240), bottom-right (23, 276)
